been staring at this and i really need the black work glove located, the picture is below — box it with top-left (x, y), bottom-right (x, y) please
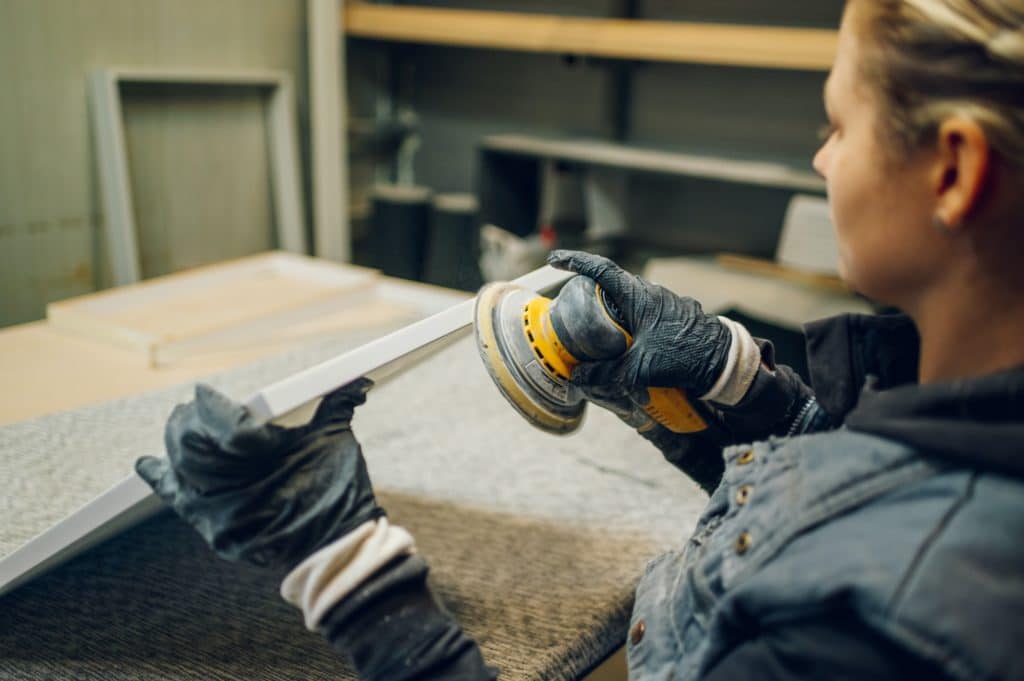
top-left (135, 377), bottom-right (383, 572)
top-left (547, 250), bottom-right (732, 397)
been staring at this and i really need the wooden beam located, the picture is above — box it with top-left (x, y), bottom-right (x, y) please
top-left (344, 3), bottom-right (837, 72)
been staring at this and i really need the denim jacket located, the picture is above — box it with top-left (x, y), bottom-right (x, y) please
top-left (627, 314), bottom-right (1024, 681)
top-left (317, 313), bottom-right (1024, 681)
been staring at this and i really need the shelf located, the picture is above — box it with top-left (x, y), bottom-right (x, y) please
top-left (344, 3), bottom-right (837, 72)
top-left (482, 134), bottom-right (825, 193)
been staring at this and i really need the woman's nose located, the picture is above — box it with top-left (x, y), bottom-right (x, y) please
top-left (813, 141), bottom-right (830, 179)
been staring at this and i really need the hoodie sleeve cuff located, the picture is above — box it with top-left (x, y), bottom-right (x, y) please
top-left (701, 316), bottom-right (763, 407)
top-left (714, 339), bottom-right (825, 441)
top-left (280, 517), bottom-right (415, 630)
top-left (321, 554), bottom-right (497, 680)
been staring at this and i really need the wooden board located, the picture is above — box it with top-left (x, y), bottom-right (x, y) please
top-left (643, 256), bottom-right (871, 330)
top-left (0, 265), bottom-right (573, 598)
top-left (47, 252), bottom-right (378, 367)
top-left (344, 3), bottom-right (838, 72)
top-left (714, 253), bottom-right (849, 295)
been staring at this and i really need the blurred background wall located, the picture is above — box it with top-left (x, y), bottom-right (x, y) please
top-left (0, 0), bottom-right (844, 328)
top-left (0, 0), bottom-right (308, 327)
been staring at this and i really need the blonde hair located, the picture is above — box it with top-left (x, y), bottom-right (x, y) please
top-left (853, 0), bottom-right (1024, 168)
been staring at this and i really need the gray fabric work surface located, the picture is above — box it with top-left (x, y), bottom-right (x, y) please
top-left (0, 330), bottom-right (709, 679)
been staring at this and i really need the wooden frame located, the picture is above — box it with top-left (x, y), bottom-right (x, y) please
top-left (344, 3), bottom-right (838, 71)
top-left (0, 265), bottom-right (573, 597)
top-left (90, 68), bottom-right (308, 286)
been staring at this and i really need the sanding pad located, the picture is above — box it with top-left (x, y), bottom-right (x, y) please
top-left (473, 282), bottom-right (586, 435)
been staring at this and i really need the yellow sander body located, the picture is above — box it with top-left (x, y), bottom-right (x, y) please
top-left (474, 275), bottom-right (708, 436)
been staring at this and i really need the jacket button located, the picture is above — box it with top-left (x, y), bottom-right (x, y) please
top-left (630, 619), bottom-right (646, 646)
top-left (735, 531), bottom-right (753, 555)
top-left (735, 484), bottom-right (753, 506)
top-left (737, 450), bottom-right (755, 465)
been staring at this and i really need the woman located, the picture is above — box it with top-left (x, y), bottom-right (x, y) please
top-left (136, 1), bottom-right (1024, 679)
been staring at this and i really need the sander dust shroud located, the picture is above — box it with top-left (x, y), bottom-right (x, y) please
top-left (474, 275), bottom-right (710, 436)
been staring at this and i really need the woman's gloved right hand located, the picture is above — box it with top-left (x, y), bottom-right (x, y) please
top-left (546, 250), bottom-right (798, 494)
top-left (580, 381), bottom-right (726, 494)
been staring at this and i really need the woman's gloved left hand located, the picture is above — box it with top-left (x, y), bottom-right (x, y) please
top-left (135, 377), bottom-right (383, 573)
top-left (137, 379), bottom-right (497, 680)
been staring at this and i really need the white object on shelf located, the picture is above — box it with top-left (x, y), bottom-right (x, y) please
top-left (584, 167), bottom-right (629, 239)
top-left (538, 159), bottom-right (586, 231)
top-left (775, 195), bottom-right (840, 276)
top-left (478, 224), bottom-right (550, 283)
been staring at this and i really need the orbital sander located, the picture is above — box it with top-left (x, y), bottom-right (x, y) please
top-left (474, 274), bottom-right (710, 435)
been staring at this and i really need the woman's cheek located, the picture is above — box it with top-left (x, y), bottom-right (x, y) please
top-left (832, 223), bottom-right (857, 284)
top-left (826, 171), bottom-right (860, 286)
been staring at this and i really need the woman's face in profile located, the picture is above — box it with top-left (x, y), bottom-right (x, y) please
top-left (813, 2), bottom-right (940, 305)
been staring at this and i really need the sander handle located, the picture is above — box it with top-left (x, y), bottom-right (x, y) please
top-left (590, 279), bottom-right (710, 434)
top-left (644, 387), bottom-right (708, 434)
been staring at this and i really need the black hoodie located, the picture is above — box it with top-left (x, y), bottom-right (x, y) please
top-left (701, 312), bottom-right (1024, 681)
top-left (806, 313), bottom-right (1024, 480)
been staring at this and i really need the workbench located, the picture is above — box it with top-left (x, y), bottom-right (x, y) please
top-left (0, 260), bottom-right (707, 680)
top-left (0, 256), bottom-right (870, 679)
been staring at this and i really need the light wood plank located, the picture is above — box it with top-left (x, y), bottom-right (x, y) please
top-left (46, 252), bottom-right (378, 366)
top-left (714, 253), bottom-right (849, 295)
top-left (643, 256), bottom-right (870, 331)
top-left (2, 261), bottom-right (471, 427)
top-left (344, 3), bottom-right (837, 72)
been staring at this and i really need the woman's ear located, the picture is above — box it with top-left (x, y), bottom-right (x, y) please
top-left (932, 117), bottom-right (991, 230)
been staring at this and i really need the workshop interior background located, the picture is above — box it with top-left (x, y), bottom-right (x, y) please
top-left (0, 0), bottom-right (844, 329)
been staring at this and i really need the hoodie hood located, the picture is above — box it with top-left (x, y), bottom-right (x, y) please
top-left (805, 313), bottom-right (1024, 479)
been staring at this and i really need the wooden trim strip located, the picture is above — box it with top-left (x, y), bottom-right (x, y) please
top-left (0, 266), bottom-right (572, 597)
